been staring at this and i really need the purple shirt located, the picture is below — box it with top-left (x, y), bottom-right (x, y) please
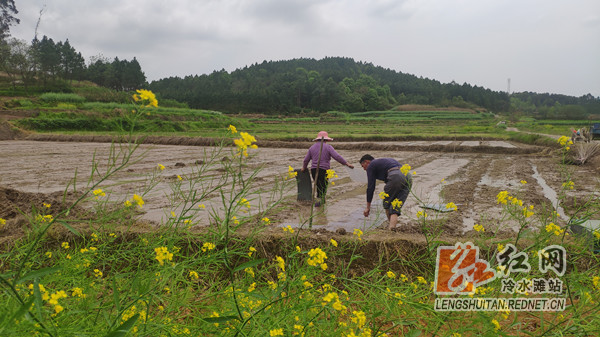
top-left (302, 143), bottom-right (349, 170)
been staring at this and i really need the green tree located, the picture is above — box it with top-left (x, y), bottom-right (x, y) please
top-left (86, 55), bottom-right (111, 87)
top-left (32, 35), bottom-right (61, 84)
top-left (0, 0), bottom-right (19, 40)
top-left (59, 39), bottom-right (85, 82)
top-left (0, 38), bottom-right (36, 90)
top-left (121, 57), bottom-right (146, 91)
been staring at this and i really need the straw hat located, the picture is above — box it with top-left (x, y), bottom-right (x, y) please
top-left (313, 131), bottom-right (333, 141)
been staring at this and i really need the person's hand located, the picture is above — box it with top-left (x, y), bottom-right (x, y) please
top-left (347, 164), bottom-right (354, 169)
top-left (363, 207), bottom-right (370, 217)
top-left (301, 168), bottom-right (306, 172)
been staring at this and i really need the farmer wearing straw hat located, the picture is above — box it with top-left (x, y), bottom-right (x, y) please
top-left (360, 154), bottom-right (412, 230)
top-left (302, 131), bottom-right (354, 207)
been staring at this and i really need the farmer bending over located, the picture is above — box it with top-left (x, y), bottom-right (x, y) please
top-left (360, 154), bottom-right (412, 230)
top-left (302, 131), bottom-right (354, 207)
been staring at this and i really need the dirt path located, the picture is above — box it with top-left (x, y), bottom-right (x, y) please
top-left (506, 127), bottom-right (561, 140)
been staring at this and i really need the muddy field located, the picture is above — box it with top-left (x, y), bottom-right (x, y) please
top-left (1, 138), bottom-right (599, 243)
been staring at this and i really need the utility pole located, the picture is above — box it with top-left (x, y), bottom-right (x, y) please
top-left (507, 78), bottom-right (511, 95)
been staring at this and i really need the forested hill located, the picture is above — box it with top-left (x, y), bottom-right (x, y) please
top-left (149, 57), bottom-right (511, 114)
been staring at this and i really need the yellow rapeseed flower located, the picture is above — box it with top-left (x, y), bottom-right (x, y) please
top-left (593, 276), bottom-right (600, 289)
top-left (445, 202), bottom-right (457, 211)
top-left (391, 199), bottom-right (403, 210)
top-left (522, 207), bottom-right (534, 218)
top-left (133, 89), bottom-right (158, 108)
top-left (93, 269), bottom-right (103, 278)
top-left (307, 248), bottom-right (327, 267)
top-left (496, 191), bottom-right (509, 204)
top-left (234, 131), bottom-right (258, 157)
top-left (378, 191), bottom-right (389, 200)
top-left (93, 188), bottom-right (105, 197)
top-left (72, 287), bottom-right (86, 298)
top-left (247, 282), bottom-right (256, 292)
top-left (492, 319), bottom-right (500, 331)
top-left (48, 290), bottom-right (68, 306)
top-left (400, 164), bottom-right (411, 176)
top-left (157, 164), bottom-right (165, 171)
top-left (132, 194), bottom-right (144, 208)
top-left (189, 271), bottom-right (199, 280)
top-left (61, 242), bottom-right (70, 249)
top-left (54, 305), bottom-right (64, 314)
top-left (562, 181), bottom-right (574, 190)
top-left (353, 228), bottom-right (363, 240)
top-left (473, 224), bottom-right (485, 232)
top-left (557, 136), bottom-right (570, 146)
top-left (287, 166), bottom-right (298, 179)
top-left (238, 198), bottom-right (251, 209)
top-left (416, 210), bottom-right (427, 219)
top-left (545, 223), bottom-right (564, 236)
top-left (330, 239), bottom-right (338, 247)
top-left (387, 271), bottom-right (396, 279)
top-left (154, 247), bottom-right (173, 265)
top-left (520, 180), bottom-right (527, 185)
top-left (325, 169), bottom-right (338, 185)
top-left (283, 225), bottom-right (294, 233)
top-left (269, 329), bottom-right (284, 336)
top-left (351, 310), bottom-right (367, 328)
top-left (275, 256), bottom-right (286, 271)
top-left (35, 214), bottom-right (53, 223)
top-left (201, 242), bottom-right (215, 252)
top-left (228, 125), bottom-right (237, 134)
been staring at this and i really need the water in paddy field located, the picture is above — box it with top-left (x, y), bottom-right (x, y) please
top-left (282, 158), bottom-right (472, 233)
top-left (531, 164), bottom-right (569, 223)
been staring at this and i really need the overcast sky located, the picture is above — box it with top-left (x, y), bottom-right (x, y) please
top-left (11, 0), bottom-right (600, 97)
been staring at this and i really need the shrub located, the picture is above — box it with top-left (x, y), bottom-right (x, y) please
top-left (39, 93), bottom-right (86, 104)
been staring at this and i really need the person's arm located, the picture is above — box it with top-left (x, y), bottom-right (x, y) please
top-left (364, 201), bottom-right (372, 217)
top-left (329, 146), bottom-right (354, 169)
top-left (364, 168), bottom-right (376, 217)
top-left (302, 148), bottom-right (312, 171)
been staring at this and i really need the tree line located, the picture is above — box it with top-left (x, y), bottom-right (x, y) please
top-left (0, 35), bottom-right (146, 92)
top-left (149, 57), bottom-right (509, 114)
top-left (149, 57), bottom-right (599, 116)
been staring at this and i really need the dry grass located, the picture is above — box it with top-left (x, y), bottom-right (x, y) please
top-left (571, 142), bottom-right (600, 164)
